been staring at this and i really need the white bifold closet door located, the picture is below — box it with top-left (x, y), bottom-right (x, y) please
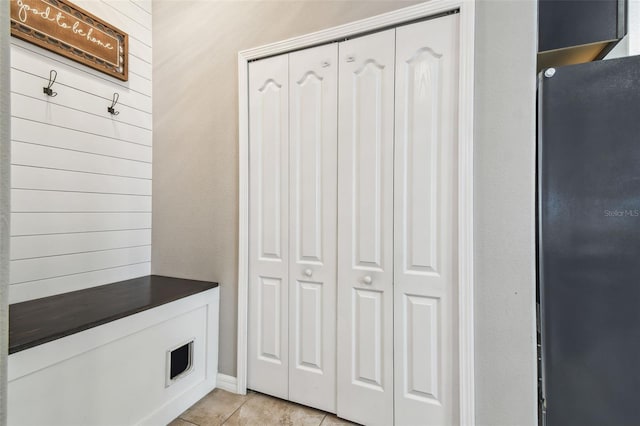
top-left (336, 29), bottom-right (396, 426)
top-left (248, 54), bottom-right (290, 399)
top-left (248, 43), bottom-right (338, 412)
top-left (393, 14), bottom-right (459, 426)
top-left (248, 13), bottom-right (460, 425)
top-left (288, 44), bottom-right (338, 413)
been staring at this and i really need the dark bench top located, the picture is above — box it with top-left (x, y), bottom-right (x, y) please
top-left (9, 275), bottom-right (218, 354)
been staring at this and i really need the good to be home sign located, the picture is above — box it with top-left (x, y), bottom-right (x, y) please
top-left (10, 0), bottom-right (129, 81)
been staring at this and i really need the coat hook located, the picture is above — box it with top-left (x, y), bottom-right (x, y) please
top-left (43, 70), bottom-right (57, 97)
top-left (108, 92), bottom-right (120, 115)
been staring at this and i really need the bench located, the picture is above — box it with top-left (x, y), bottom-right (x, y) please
top-left (8, 275), bottom-right (220, 426)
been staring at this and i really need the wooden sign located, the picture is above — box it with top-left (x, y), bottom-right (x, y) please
top-left (10, 0), bottom-right (128, 81)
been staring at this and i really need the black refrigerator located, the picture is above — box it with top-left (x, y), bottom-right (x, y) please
top-left (538, 55), bottom-right (640, 426)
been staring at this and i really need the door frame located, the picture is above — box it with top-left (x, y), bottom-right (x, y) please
top-left (236, 1), bottom-right (476, 424)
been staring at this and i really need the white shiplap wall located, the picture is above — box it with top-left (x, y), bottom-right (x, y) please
top-left (1, 1), bottom-right (11, 423)
top-left (9, 0), bottom-right (152, 303)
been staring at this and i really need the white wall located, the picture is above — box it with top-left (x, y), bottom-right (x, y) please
top-left (9, 0), bottom-right (153, 303)
top-left (1, 1), bottom-right (11, 424)
top-left (474, 0), bottom-right (537, 425)
top-left (629, 1), bottom-right (640, 55)
top-left (603, 0), bottom-right (640, 59)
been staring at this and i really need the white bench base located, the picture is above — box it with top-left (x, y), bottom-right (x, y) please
top-left (8, 288), bottom-right (219, 426)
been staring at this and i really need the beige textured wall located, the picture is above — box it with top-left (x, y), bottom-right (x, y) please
top-left (152, 0), bottom-right (421, 377)
top-left (474, 0), bottom-right (537, 424)
top-left (153, 2), bottom-right (538, 423)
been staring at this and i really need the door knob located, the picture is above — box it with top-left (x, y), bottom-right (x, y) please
top-left (304, 269), bottom-right (313, 277)
top-left (363, 275), bottom-right (372, 284)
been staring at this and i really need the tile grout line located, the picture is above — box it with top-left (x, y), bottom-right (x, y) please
top-left (176, 418), bottom-right (198, 426)
top-left (221, 390), bottom-right (259, 425)
top-left (180, 389), bottom-right (343, 426)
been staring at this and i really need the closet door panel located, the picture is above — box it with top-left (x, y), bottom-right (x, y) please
top-left (288, 43), bottom-right (338, 413)
top-left (394, 14), bottom-right (460, 426)
top-left (248, 54), bottom-right (290, 399)
top-left (337, 29), bottom-right (395, 426)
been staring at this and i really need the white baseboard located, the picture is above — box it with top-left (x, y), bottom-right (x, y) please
top-left (216, 373), bottom-right (239, 393)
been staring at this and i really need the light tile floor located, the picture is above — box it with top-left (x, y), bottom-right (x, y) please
top-left (169, 389), bottom-right (358, 426)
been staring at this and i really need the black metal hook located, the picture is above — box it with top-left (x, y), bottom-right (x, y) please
top-left (108, 92), bottom-right (120, 115)
top-left (43, 70), bottom-right (57, 97)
